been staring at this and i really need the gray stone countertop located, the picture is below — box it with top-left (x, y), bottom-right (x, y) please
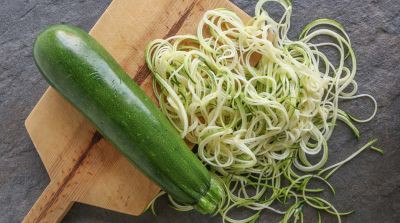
top-left (1, 0), bottom-right (399, 222)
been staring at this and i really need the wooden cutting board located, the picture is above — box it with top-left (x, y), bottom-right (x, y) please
top-left (23, 0), bottom-right (250, 222)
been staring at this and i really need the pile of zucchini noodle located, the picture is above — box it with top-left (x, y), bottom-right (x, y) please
top-left (145, 0), bottom-right (381, 222)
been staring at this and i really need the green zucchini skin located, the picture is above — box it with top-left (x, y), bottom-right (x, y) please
top-left (33, 24), bottom-right (222, 213)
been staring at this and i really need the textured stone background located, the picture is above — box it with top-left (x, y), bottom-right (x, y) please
top-left (0, 0), bottom-right (399, 222)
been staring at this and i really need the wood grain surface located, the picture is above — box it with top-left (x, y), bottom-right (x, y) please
top-left (23, 0), bottom-right (249, 222)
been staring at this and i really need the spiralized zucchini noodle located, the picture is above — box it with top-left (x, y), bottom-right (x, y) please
top-left (145, 0), bottom-right (381, 222)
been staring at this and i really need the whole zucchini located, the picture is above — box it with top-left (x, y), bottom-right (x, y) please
top-left (33, 24), bottom-right (222, 214)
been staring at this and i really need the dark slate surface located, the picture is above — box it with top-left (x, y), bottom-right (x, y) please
top-left (0, 0), bottom-right (399, 222)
